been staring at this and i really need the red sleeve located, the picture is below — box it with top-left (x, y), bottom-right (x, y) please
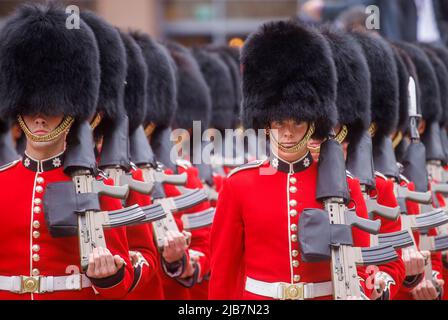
top-left (95, 178), bottom-right (134, 299)
top-left (124, 169), bottom-right (160, 295)
top-left (370, 177), bottom-right (406, 299)
top-left (209, 178), bottom-right (245, 299)
top-left (347, 177), bottom-right (373, 297)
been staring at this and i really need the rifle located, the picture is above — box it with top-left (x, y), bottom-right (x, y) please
top-left (315, 139), bottom-right (397, 299)
top-left (60, 121), bottom-right (146, 271)
top-left (401, 209), bottom-right (448, 293)
top-left (347, 132), bottom-right (401, 222)
top-left (129, 125), bottom-right (188, 193)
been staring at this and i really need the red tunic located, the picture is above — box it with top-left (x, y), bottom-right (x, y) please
top-left (395, 181), bottom-right (443, 300)
top-left (160, 164), bottom-right (212, 300)
top-left (369, 175), bottom-right (406, 299)
top-left (124, 169), bottom-right (164, 300)
top-left (0, 158), bottom-right (134, 300)
top-left (209, 155), bottom-right (375, 300)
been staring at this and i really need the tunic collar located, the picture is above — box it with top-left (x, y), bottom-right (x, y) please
top-left (22, 151), bottom-right (65, 172)
top-left (270, 151), bottom-right (313, 174)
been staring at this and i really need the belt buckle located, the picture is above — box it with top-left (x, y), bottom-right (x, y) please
top-left (281, 282), bottom-right (304, 300)
top-left (20, 276), bottom-right (40, 294)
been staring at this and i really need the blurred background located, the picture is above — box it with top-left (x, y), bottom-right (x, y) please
top-left (0, 0), bottom-right (447, 47)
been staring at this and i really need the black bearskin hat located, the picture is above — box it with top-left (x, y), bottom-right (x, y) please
top-left (119, 31), bottom-right (148, 134)
top-left (131, 32), bottom-right (177, 129)
top-left (81, 11), bottom-right (127, 127)
top-left (395, 42), bottom-right (441, 123)
top-left (321, 28), bottom-right (371, 144)
top-left (193, 48), bottom-right (235, 131)
top-left (351, 32), bottom-right (399, 138)
top-left (241, 20), bottom-right (337, 139)
top-left (167, 42), bottom-right (212, 130)
top-left (0, 4), bottom-right (100, 121)
top-left (421, 46), bottom-right (448, 127)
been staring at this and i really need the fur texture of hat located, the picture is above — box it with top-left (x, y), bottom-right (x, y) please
top-left (81, 11), bottom-right (127, 125)
top-left (321, 28), bottom-right (371, 144)
top-left (351, 32), bottom-right (399, 137)
top-left (391, 45), bottom-right (410, 134)
top-left (131, 32), bottom-right (177, 129)
top-left (422, 46), bottom-right (448, 127)
top-left (0, 3), bottom-right (100, 121)
top-left (193, 48), bottom-right (235, 131)
top-left (167, 42), bottom-right (212, 130)
top-left (119, 31), bottom-right (148, 133)
top-left (395, 42), bottom-right (441, 123)
top-left (241, 20), bottom-right (337, 138)
top-left (207, 46), bottom-right (243, 128)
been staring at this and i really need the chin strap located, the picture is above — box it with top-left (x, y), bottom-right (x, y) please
top-left (90, 113), bottom-right (102, 130)
top-left (392, 131), bottom-right (403, 149)
top-left (368, 123), bottom-right (377, 138)
top-left (18, 115), bottom-right (74, 143)
top-left (269, 122), bottom-right (315, 154)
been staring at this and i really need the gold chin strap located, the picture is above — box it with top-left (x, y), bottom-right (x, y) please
top-left (368, 123), bottom-right (377, 138)
top-left (144, 122), bottom-right (156, 137)
top-left (270, 123), bottom-right (315, 154)
top-left (392, 131), bottom-right (403, 149)
top-left (335, 125), bottom-right (349, 145)
top-left (90, 113), bottom-right (102, 130)
top-left (17, 115), bottom-right (74, 143)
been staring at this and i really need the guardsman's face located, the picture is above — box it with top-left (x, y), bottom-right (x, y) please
top-left (269, 119), bottom-right (309, 162)
top-left (22, 113), bottom-right (66, 149)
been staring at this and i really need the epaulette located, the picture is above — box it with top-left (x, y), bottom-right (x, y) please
top-left (228, 159), bottom-right (265, 178)
top-left (374, 171), bottom-right (388, 181)
top-left (0, 160), bottom-right (20, 172)
top-left (399, 174), bottom-right (410, 184)
top-left (176, 159), bottom-right (192, 170)
top-left (346, 170), bottom-right (355, 180)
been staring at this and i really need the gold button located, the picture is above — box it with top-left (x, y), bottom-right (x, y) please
top-left (290, 177), bottom-right (297, 184)
top-left (35, 186), bottom-right (43, 194)
top-left (32, 245), bottom-right (40, 252)
top-left (291, 234), bottom-right (298, 242)
top-left (293, 275), bottom-right (301, 282)
top-left (291, 224), bottom-right (298, 232)
top-left (289, 200), bottom-right (297, 207)
top-left (33, 206), bottom-right (41, 214)
top-left (292, 250), bottom-right (299, 257)
top-left (36, 177), bottom-right (44, 184)
top-left (33, 231), bottom-right (40, 239)
top-left (32, 269), bottom-right (40, 276)
top-left (33, 221), bottom-right (40, 229)
top-left (34, 198), bottom-right (42, 205)
top-left (289, 186), bottom-right (297, 194)
top-left (290, 209), bottom-right (298, 217)
top-left (32, 254), bottom-right (40, 262)
top-left (292, 260), bottom-right (299, 268)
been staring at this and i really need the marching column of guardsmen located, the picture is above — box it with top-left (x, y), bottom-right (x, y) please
top-left (2, 2), bottom-right (448, 300)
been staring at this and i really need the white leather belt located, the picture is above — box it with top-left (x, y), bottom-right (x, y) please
top-left (245, 277), bottom-right (333, 300)
top-left (0, 274), bottom-right (92, 294)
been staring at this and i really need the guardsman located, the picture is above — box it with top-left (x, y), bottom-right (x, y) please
top-left (313, 27), bottom-right (406, 299)
top-left (396, 42), bottom-right (446, 299)
top-left (119, 30), bottom-right (165, 300)
top-left (0, 4), bottom-right (134, 299)
top-left (80, 11), bottom-right (162, 300)
top-left (192, 48), bottom-right (236, 196)
top-left (209, 20), bottom-right (385, 300)
top-left (0, 119), bottom-right (20, 166)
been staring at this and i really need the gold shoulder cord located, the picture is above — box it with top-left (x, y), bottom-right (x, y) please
top-left (270, 123), bottom-right (315, 154)
top-left (17, 115), bottom-right (74, 143)
top-left (90, 113), bottom-right (102, 130)
top-left (392, 131), bottom-right (403, 149)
